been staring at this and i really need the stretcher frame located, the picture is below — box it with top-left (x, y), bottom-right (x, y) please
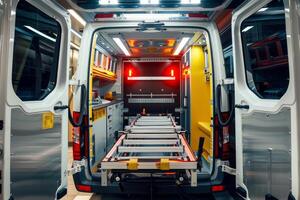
top-left (100, 115), bottom-right (198, 187)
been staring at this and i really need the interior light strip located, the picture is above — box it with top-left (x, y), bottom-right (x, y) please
top-left (173, 37), bottom-right (190, 56)
top-left (113, 38), bottom-right (130, 56)
top-left (128, 76), bottom-right (176, 81)
top-left (242, 26), bottom-right (254, 32)
top-left (71, 29), bottom-right (82, 39)
top-left (99, 0), bottom-right (119, 5)
top-left (68, 9), bottom-right (86, 26)
top-left (181, 0), bottom-right (201, 4)
top-left (71, 42), bottom-right (80, 50)
top-left (140, 0), bottom-right (159, 4)
top-left (122, 13), bottom-right (182, 20)
top-left (24, 25), bottom-right (56, 42)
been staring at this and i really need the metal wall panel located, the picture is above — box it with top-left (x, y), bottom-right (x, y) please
top-left (10, 108), bottom-right (62, 200)
top-left (242, 108), bottom-right (291, 200)
top-left (93, 112), bottom-right (107, 164)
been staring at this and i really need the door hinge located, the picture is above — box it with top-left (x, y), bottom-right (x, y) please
top-left (222, 163), bottom-right (236, 176)
top-left (67, 159), bottom-right (85, 175)
top-left (0, 120), bottom-right (3, 130)
top-left (69, 79), bottom-right (81, 86)
top-left (221, 78), bottom-right (234, 85)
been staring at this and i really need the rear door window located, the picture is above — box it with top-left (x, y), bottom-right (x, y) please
top-left (12, 0), bottom-right (61, 101)
top-left (241, 0), bottom-right (289, 99)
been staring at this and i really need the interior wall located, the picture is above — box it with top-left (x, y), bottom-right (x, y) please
top-left (123, 60), bottom-right (180, 116)
top-left (190, 44), bottom-right (213, 162)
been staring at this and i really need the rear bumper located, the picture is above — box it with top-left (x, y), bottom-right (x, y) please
top-left (213, 191), bottom-right (236, 200)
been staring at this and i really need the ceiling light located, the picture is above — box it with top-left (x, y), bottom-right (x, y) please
top-left (99, 0), bottom-right (119, 5)
top-left (68, 9), bottom-right (86, 26)
top-left (174, 37), bottom-right (190, 56)
top-left (24, 25), bottom-right (56, 42)
top-left (122, 13), bottom-right (182, 20)
top-left (71, 29), bottom-right (82, 39)
top-left (258, 7), bottom-right (268, 12)
top-left (113, 38), bottom-right (130, 56)
top-left (181, 0), bottom-right (201, 4)
top-left (140, 0), bottom-right (159, 4)
top-left (242, 26), bottom-right (254, 32)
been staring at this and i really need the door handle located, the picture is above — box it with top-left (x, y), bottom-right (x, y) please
top-left (54, 105), bottom-right (69, 111)
top-left (235, 104), bottom-right (250, 109)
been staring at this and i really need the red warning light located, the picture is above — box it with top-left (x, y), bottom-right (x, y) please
top-left (128, 69), bottom-right (132, 77)
top-left (171, 69), bottom-right (174, 77)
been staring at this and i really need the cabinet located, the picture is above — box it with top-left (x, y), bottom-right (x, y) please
top-left (106, 102), bottom-right (124, 151)
top-left (106, 105), bottom-right (114, 151)
top-left (92, 108), bottom-right (107, 165)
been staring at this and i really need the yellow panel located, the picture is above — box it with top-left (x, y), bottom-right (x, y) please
top-left (42, 112), bottom-right (54, 130)
top-left (190, 45), bottom-right (213, 162)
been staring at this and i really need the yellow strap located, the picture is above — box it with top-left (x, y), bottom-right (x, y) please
top-left (158, 158), bottom-right (170, 170)
top-left (127, 158), bottom-right (138, 170)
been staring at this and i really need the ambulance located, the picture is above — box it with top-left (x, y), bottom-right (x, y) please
top-left (0, 0), bottom-right (299, 199)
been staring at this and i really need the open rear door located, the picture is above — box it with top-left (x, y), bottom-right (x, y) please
top-left (232, 0), bottom-right (300, 199)
top-left (0, 0), bottom-right (70, 199)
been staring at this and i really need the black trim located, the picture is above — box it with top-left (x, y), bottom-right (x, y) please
top-left (236, 187), bottom-right (247, 199)
top-left (56, 188), bottom-right (67, 199)
top-left (0, 120), bottom-right (3, 130)
top-left (197, 137), bottom-right (205, 170)
top-left (265, 194), bottom-right (279, 200)
top-left (288, 192), bottom-right (296, 200)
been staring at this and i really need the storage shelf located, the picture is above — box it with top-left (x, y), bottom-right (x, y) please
top-left (93, 66), bottom-right (117, 81)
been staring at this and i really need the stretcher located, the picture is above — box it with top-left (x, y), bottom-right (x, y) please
top-left (100, 115), bottom-right (198, 187)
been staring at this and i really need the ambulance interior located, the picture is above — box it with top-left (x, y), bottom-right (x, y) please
top-left (75, 0), bottom-right (289, 192)
top-left (80, 23), bottom-right (224, 191)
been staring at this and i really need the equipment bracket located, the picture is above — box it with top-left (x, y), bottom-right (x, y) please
top-left (222, 163), bottom-right (236, 176)
top-left (68, 159), bottom-right (86, 175)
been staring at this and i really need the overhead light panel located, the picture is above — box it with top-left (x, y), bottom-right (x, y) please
top-left (99, 0), bottom-right (119, 5)
top-left (140, 0), bottom-right (159, 4)
top-left (122, 13), bottom-right (182, 20)
top-left (68, 9), bottom-right (86, 26)
top-left (258, 7), bottom-right (268, 12)
top-left (24, 25), bottom-right (56, 42)
top-left (181, 0), bottom-right (201, 4)
top-left (174, 37), bottom-right (190, 56)
top-left (113, 38), bottom-right (130, 56)
top-left (242, 26), bottom-right (254, 32)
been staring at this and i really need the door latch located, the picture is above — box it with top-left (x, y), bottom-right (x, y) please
top-left (54, 105), bottom-right (69, 111)
top-left (222, 163), bottom-right (236, 176)
top-left (67, 159), bottom-right (86, 175)
top-left (235, 104), bottom-right (250, 109)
